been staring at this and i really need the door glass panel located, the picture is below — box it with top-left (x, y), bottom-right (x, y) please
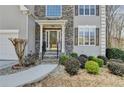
top-left (50, 31), bottom-right (57, 49)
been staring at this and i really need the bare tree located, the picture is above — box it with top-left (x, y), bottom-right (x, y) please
top-left (9, 38), bottom-right (27, 66)
top-left (114, 15), bottom-right (124, 48)
top-left (106, 5), bottom-right (120, 48)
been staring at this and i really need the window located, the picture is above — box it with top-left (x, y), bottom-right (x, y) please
top-left (90, 28), bottom-right (96, 45)
top-left (46, 5), bottom-right (62, 17)
top-left (90, 5), bottom-right (96, 15)
top-left (79, 5), bottom-right (96, 16)
top-left (79, 5), bottom-right (84, 15)
top-left (85, 5), bottom-right (89, 15)
top-left (79, 28), bottom-right (84, 45)
top-left (78, 26), bottom-right (96, 46)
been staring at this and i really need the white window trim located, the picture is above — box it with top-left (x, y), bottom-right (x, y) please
top-left (78, 5), bottom-right (96, 16)
top-left (46, 5), bottom-right (62, 18)
top-left (78, 26), bottom-right (96, 46)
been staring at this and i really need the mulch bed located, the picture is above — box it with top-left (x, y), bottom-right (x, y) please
top-left (24, 65), bottom-right (124, 87)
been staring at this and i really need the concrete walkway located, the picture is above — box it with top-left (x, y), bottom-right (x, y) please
top-left (0, 60), bottom-right (18, 69)
top-left (0, 64), bottom-right (58, 87)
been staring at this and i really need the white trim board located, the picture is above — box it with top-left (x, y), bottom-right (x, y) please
top-left (0, 30), bottom-right (19, 34)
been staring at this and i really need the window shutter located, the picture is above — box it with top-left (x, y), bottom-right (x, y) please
top-left (96, 28), bottom-right (99, 46)
top-left (96, 5), bottom-right (99, 16)
top-left (75, 27), bottom-right (78, 45)
top-left (75, 5), bottom-right (78, 16)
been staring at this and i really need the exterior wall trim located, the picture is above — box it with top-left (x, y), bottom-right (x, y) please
top-left (0, 29), bottom-right (19, 34)
top-left (100, 5), bottom-right (106, 56)
top-left (35, 20), bottom-right (68, 25)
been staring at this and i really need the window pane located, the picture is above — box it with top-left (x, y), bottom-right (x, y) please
top-left (79, 5), bottom-right (84, 15)
top-left (79, 29), bottom-right (84, 45)
top-left (90, 5), bottom-right (95, 15)
top-left (47, 5), bottom-right (61, 16)
top-left (90, 28), bottom-right (95, 45)
top-left (85, 28), bottom-right (89, 45)
top-left (85, 5), bottom-right (89, 15)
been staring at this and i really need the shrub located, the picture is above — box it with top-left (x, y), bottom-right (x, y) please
top-left (70, 52), bottom-right (78, 58)
top-left (88, 56), bottom-right (94, 60)
top-left (108, 62), bottom-right (124, 76)
top-left (79, 54), bottom-right (88, 59)
top-left (78, 55), bottom-right (88, 69)
top-left (65, 58), bottom-right (80, 75)
top-left (97, 55), bottom-right (108, 65)
top-left (24, 53), bottom-right (38, 66)
top-left (106, 48), bottom-right (124, 59)
top-left (120, 53), bottom-right (124, 62)
top-left (92, 57), bottom-right (104, 67)
top-left (85, 61), bottom-right (100, 74)
top-left (59, 55), bottom-right (69, 65)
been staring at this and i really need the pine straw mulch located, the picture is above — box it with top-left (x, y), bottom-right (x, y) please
top-left (24, 65), bottom-right (124, 87)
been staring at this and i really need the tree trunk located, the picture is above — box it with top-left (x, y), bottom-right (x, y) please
top-left (9, 38), bottom-right (26, 66)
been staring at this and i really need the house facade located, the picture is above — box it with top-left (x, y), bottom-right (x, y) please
top-left (0, 5), bottom-right (36, 60)
top-left (0, 5), bottom-right (106, 61)
top-left (35, 5), bottom-right (106, 57)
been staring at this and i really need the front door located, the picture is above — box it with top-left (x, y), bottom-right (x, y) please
top-left (50, 31), bottom-right (57, 50)
top-left (45, 30), bottom-right (61, 50)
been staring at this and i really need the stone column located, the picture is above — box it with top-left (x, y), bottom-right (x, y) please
top-left (61, 25), bottom-right (65, 53)
top-left (100, 5), bottom-right (106, 56)
top-left (40, 25), bottom-right (43, 55)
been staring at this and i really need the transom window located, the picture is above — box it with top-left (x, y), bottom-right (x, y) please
top-left (46, 5), bottom-right (62, 17)
top-left (78, 26), bottom-right (96, 46)
top-left (79, 5), bottom-right (96, 16)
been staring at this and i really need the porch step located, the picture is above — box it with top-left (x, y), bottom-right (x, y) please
top-left (42, 59), bottom-right (59, 63)
top-left (45, 52), bottom-right (57, 55)
top-left (43, 50), bottom-right (60, 60)
top-left (43, 55), bottom-right (58, 59)
top-left (42, 56), bottom-right (59, 64)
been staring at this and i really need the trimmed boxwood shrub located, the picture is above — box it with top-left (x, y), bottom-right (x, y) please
top-left (78, 55), bottom-right (88, 69)
top-left (59, 55), bottom-right (69, 65)
top-left (85, 61), bottom-right (100, 74)
top-left (79, 54), bottom-right (88, 59)
top-left (65, 58), bottom-right (80, 76)
top-left (97, 55), bottom-right (108, 65)
top-left (92, 57), bottom-right (104, 67)
top-left (106, 48), bottom-right (124, 59)
top-left (120, 53), bottom-right (124, 62)
top-left (108, 62), bottom-right (124, 76)
top-left (88, 56), bottom-right (94, 60)
top-left (70, 52), bottom-right (78, 58)
top-left (88, 56), bottom-right (104, 67)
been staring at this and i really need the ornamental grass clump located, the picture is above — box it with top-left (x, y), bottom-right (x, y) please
top-left (85, 61), bottom-right (100, 74)
top-left (65, 58), bottom-right (80, 76)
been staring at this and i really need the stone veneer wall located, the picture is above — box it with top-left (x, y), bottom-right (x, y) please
top-left (34, 5), bottom-right (74, 54)
top-left (35, 23), bottom-right (40, 55)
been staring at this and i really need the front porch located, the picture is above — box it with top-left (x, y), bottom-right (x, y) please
top-left (36, 20), bottom-right (67, 59)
